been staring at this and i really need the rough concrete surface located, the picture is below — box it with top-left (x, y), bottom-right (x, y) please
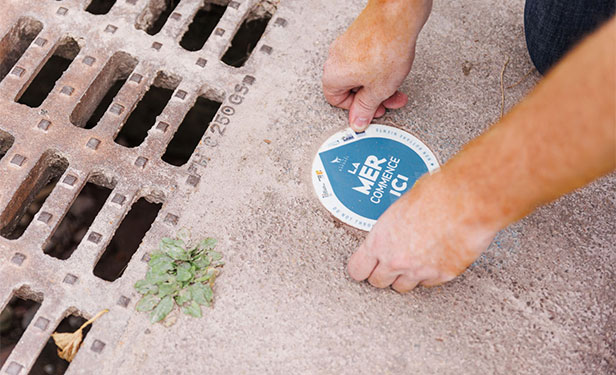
top-left (1, 0), bottom-right (614, 374)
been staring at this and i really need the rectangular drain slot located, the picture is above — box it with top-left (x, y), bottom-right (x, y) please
top-left (180, 1), bottom-right (228, 51)
top-left (86, 0), bottom-right (117, 15)
top-left (0, 152), bottom-right (68, 240)
top-left (93, 197), bottom-right (161, 281)
top-left (70, 52), bottom-right (137, 129)
top-left (114, 71), bottom-right (179, 148)
top-left (0, 129), bottom-right (15, 161)
top-left (162, 95), bottom-right (222, 166)
top-left (30, 314), bottom-right (92, 374)
top-left (16, 37), bottom-right (81, 107)
top-left (221, 6), bottom-right (273, 67)
top-left (137, 0), bottom-right (181, 36)
top-left (44, 181), bottom-right (113, 260)
top-left (0, 17), bottom-right (43, 83)
top-left (0, 295), bottom-right (42, 368)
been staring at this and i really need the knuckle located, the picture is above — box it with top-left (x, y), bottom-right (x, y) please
top-left (389, 255), bottom-right (412, 272)
top-left (355, 92), bottom-right (380, 110)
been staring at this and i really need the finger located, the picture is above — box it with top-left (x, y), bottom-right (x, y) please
top-left (322, 60), bottom-right (358, 109)
top-left (347, 244), bottom-right (378, 281)
top-left (382, 91), bottom-right (408, 109)
top-left (367, 263), bottom-right (399, 288)
top-left (391, 275), bottom-right (419, 293)
top-left (323, 86), bottom-right (355, 109)
top-left (348, 87), bottom-right (384, 132)
top-left (421, 273), bottom-right (456, 287)
top-left (374, 104), bottom-right (386, 118)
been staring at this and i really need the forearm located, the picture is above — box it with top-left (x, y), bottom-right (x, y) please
top-left (357, 0), bottom-right (433, 38)
top-left (434, 17), bottom-right (616, 231)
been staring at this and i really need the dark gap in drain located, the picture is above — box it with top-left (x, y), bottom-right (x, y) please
top-left (0, 129), bottom-right (15, 161)
top-left (0, 296), bottom-right (42, 368)
top-left (0, 17), bottom-right (43, 83)
top-left (114, 71), bottom-right (179, 148)
top-left (44, 182), bottom-right (112, 260)
top-left (93, 198), bottom-right (161, 281)
top-left (142, 0), bottom-right (181, 36)
top-left (86, 0), bottom-right (117, 15)
top-left (162, 96), bottom-right (221, 166)
top-left (179, 2), bottom-right (228, 51)
top-left (221, 9), bottom-right (272, 67)
top-left (87, 80), bottom-right (125, 129)
top-left (17, 37), bottom-right (80, 108)
top-left (30, 314), bottom-right (91, 374)
top-left (70, 52), bottom-right (137, 129)
top-left (0, 152), bottom-right (68, 240)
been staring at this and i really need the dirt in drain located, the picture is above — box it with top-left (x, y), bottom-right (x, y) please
top-left (3, 175), bottom-right (62, 240)
top-left (222, 13), bottom-right (272, 67)
top-left (0, 297), bottom-right (41, 367)
top-left (179, 2), bottom-right (228, 51)
top-left (44, 182), bottom-right (112, 260)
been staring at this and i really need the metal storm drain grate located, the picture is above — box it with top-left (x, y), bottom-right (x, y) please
top-left (0, 0), bottom-right (285, 373)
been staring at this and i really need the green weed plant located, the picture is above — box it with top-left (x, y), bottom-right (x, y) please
top-left (134, 233), bottom-right (223, 323)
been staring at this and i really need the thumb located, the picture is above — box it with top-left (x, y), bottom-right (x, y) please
top-left (349, 88), bottom-right (383, 132)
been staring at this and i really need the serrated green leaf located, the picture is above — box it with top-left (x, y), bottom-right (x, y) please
top-left (175, 288), bottom-right (192, 305)
top-left (152, 264), bottom-right (173, 277)
top-left (209, 251), bottom-right (223, 261)
top-left (203, 283), bottom-right (213, 301)
top-left (160, 237), bottom-right (184, 248)
top-left (177, 228), bottom-right (191, 244)
top-left (149, 254), bottom-right (174, 273)
top-left (160, 238), bottom-right (189, 260)
top-left (150, 295), bottom-right (174, 323)
top-left (136, 294), bottom-right (160, 312)
top-left (149, 251), bottom-right (171, 264)
top-left (183, 301), bottom-right (202, 318)
top-left (148, 251), bottom-right (164, 262)
top-left (134, 279), bottom-right (149, 292)
top-left (198, 238), bottom-right (217, 251)
top-left (146, 269), bottom-right (170, 284)
top-left (195, 267), bottom-right (216, 283)
top-left (190, 283), bottom-right (213, 306)
top-left (176, 262), bottom-right (193, 282)
top-left (134, 279), bottom-right (158, 295)
top-left (157, 282), bottom-right (178, 298)
top-left (193, 254), bottom-right (211, 269)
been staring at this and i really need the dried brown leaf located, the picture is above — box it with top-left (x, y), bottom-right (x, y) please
top-left (52, 331), bottom-right (83, 362)
top-left (51, 309), bottom-right (108, 362)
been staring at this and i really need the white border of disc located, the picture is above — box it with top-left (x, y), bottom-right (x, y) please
top-left (311, 124), bottom-right (440, 231)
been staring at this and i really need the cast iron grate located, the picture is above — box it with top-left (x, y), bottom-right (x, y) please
top-left (0, 0), bottom-right (286, 373)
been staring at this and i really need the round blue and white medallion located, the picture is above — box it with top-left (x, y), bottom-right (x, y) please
top-left (312, 124), bottom-right (439, 231)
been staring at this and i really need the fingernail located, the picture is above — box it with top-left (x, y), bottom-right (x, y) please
top-left (353, 117), bottom-right (369, 131)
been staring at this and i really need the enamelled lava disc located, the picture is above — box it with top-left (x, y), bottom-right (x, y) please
top-left (312, 124), bottom-right (440, 231)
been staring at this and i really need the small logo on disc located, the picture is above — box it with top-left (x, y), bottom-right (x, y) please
top-left (311, 124), bottom-right (439, 231)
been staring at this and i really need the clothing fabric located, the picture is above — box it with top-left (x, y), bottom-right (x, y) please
top-left (524, 0), bottom-right (615, 74)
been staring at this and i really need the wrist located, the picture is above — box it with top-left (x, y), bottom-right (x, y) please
top-left (365, 0), bottom-right (432, 35)
top-left (416, 168), bottom-right (505, 236)
top-left (429, 135), bottom-right (533, 234)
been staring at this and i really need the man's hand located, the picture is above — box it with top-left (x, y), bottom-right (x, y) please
top-left (348, 174), bottom-right (497, 292)
top-left (322, 0), bottom-right (432, 132)
top-left (348, 18), bottom-right (616, 292)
